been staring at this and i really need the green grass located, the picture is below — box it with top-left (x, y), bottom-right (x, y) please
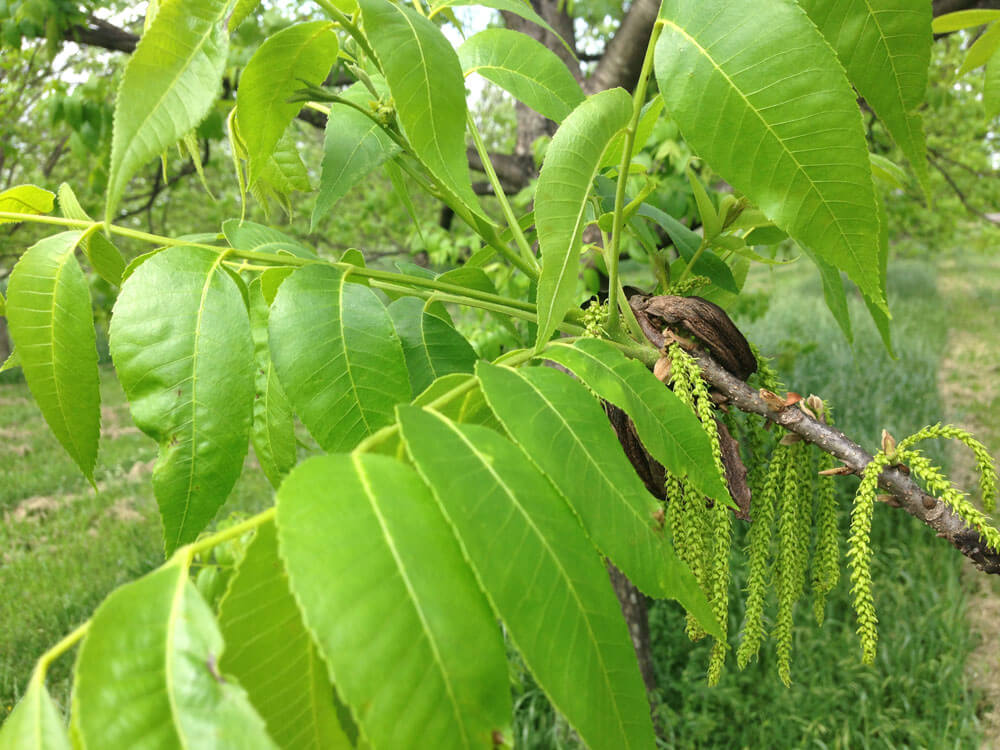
top-left (0, 369), bottom-right (274, 716)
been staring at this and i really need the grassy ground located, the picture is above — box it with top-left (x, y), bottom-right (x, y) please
top-left (0, 371), bottom-right (274, 715)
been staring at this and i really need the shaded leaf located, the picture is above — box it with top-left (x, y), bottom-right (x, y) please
top-left (74, 564), bottom-right (277, 749)
top-left (277, 453), bottom-right (511, 749)
top-left (535, 88), bottom-right (632, 347)
top-left (57, 183), bottom-right (126, 285)
top-left (223, 219), bottom-right (315, 259)
top-left (987, 55), bottom-right (1000, 120)
top-left (106, 0), bottom-right (229, 222)
top-left (269, 264), bottom-right (410, 452)
top-left (458, 28), bottom-right (584, 123)
top-left (7, 231), bottom-right (100, 482)
top-left (430, 0), bottom-right (565, 47)
top-left (959, 21), bottom-right (1000, 74)
top-left (655, 0), bottom-right (885, 309)
top-left (543, 338), bottom-right (732, 506)
top-left (110, 246), bottom-right (255, 553)
top-left (218, 521), bottom-right (352, 749)
top-left (476, 362), bottom-right (720, 634)
top-left (236, 22), bottom-right (339, 184)
top-left (358, 0), bottom-right (483, 216)
top-left (398, 406), bottom-right (656, 750)
top-left (248, 280), bottom-right (296, 488)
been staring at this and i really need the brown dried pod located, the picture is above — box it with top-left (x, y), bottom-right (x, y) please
top-left (760, 389), bottom-right (787, 411)
top-left (653, 355), bottom-right (672, 383)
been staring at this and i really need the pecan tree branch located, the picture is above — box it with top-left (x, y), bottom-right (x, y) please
top-left (690, 346), bottom-right (1000, 575)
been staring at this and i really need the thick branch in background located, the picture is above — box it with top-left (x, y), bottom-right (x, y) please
top-left (585, 0), bottom-right (659, 94)
top-left (64, 15), bottom-right (138, 53)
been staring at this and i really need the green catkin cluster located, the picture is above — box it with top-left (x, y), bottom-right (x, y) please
top-left (811, 451), bottom-right (840, 626)
top-left (666, 274), bottom-right (711, 296)
top-left (582, 299), bottom-right (607, 338)
top-left (736, 440), bottom-right (788, 669)
top-left (774, 440), bottom-right (812, 686)
top-left (665, 343), bottom-right (733, 684)
top-left (850, 423), bottom-right (1000, 665)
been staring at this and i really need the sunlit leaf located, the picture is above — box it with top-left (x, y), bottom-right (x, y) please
top-left (458, 28), bottom-right (584, 123)
top-left (57, 183), bottom-right (126, 285)
top-left (476, 362), bottom-right (720, 634)
top-left (106, 0), bottom-right (229, 222)
top-left (110, 246), bottom-right (255, 553)
top-left (236, 22), bottom-right (339, 184)
top-left (269, 264), bottom-right (410, 452)
top-left (543, 338), bottom-right (732, 506)
top-left (0, 184), bottom-right (54, 225)
top-left (74, 564), bottom-right (277, 749)
top-left (218, 521), bottom-right (353, 749)
top-left (655, 0), bottom-right (885, 310)
top-left (7, 231), bottom-right (100, 483)
top-left (932, 9), bottom-right (1000, 32)
top-left (535, 88), bottom-right (632, 347)
top-left (278, 453), bottom-right (511, 749)
top-left (0, 673), bottom-right (71, 750)
top-left (398, 406), bottom-right (656, 750)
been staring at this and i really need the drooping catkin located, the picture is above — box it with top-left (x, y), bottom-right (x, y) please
top-left (774, 440), bottom-right (810, 686)
top-left (811, 450), bottom-right (840, 626)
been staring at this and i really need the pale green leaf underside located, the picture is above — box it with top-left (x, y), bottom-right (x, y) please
top-left (236, 22), bottom-right (339, 185)
top-left (430, 0), bottom-right (564, 47)
top-left (110, 246), bottom-right (255, 553)
top-left (534, 87), bottom-right (632, 348)
top-left (798, 0), bottom-right (932, 198)
top-left (58, 183), bottom-right (126, 285)
top-left (277, 453), bottom-right (511, 749)
top-left (0, 184), bottom-right (54, 225)
top-left (248, 280), bottom-right (296, 488)
top-left (6, 231), bottom-right (100, 483)
top-left (655, 0), bottom-right (885, 310)
top-left (959, 21), bottom-right (1000, 75)
top-left (106, 0), bottom-right (229, 222)
top-left (475, 362), bottom-right (720, 635)
top-left (358, 0), bottom-right (484, 217)
top-left (218, 521), bottom-right (352, 749)
top-left (0, 675), bottom-right (71, 750)
top-left (398, 406), bottom-right (656, 750)
top-left (269, 264), bottom-right (411, 453)
top-left (932, 9), bottom-right (1000, 32)
top-left (458, 28), bottom-right (584, 123)
top-left (543, 338), bottom-right (733, 507)
top-left (74, 564), bottom-right (277, 750)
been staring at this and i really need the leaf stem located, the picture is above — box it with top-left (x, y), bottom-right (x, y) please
top-left (606, 20), bottom-right (662, 334)
top-left (34, 621), bottom-right (90, 678)
top-left (466, 112), bottom-right (540, 273)
top-left (314, 0), bottom-right (378, 65)
top-left (678, 237), bottom-right (708, 284)
top-left (183, 507), bottom-right (277, 560)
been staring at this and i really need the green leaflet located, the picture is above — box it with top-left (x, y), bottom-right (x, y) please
top-left (475, 362), bottom-right (720, 636)
top-left (0, 673), bottom-right (71, 750)
top-left (277, 453), bottom-right (511, 749)
top-left (798, 0), bottom-right (932, 199)
top-left (7, 231), bottom-right (100, 483)
top-left (73, 564), bottom-right (277, 750)
top-left (429, 0), bottom-right (564, 46)
top-left (959, 21), bottom-right (1000, 75)
top-left (223, 219), bottom-right (316, 259)
top-left (110, 246), bottom-right (255, 553)
top-left (268, 264), bottom-right (410, 453)
top-left (543, 338), bottom-right (733, 507)
top-left (357, 0), bottom-right (484, 218)
top-left (312, 87), bottom-right (399, 230)
top-left (865, 193), bottom-right (894, 356)
top-left (106, 0), bottom-right (229, 223)
top-left (248, 280), bottom-right (296, 488)
top-left (388, 297), bottom-right (478, 395)
top-left (987, 55), bottom-right (1000, 120)
top-left (805, 247), bottom-right (853, 344)
top-left (0, 347), bottom-right (18, 374)
top-left (0, 184), bottom-right (54, 224)
top-left (398, 406), bottom-right (656, 750)
top-left (228, 0), bottom-right (262, 31)
top-left (534, 88), bottom-right (632, 348)
top-left (655, 0), bottom-right (885, 311)
top-left (932, 9), bottom-right (1000, 32)
top-left (218, 521), bottom-right (353, 749)
top-left (57, 183), bottom-right (126, 285)
top-left (236, 22), bottom-right (339, 185)
top-left (458, 28), bottom-right (584, 123)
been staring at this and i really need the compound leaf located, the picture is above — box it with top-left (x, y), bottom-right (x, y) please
top-left (277, 453), bottom-right (511, 749)
top-left (7, 231), bottom-right (100, 483)
top-left (655, 0), bottom-right (885, 310)
top-left (110, 246), bottom-right (255, 553)
top-left (535, 88), bottom-right (632, 347)
top-left (398, 406), bottom-right (656, 750)
top-left (73, 564), bottom-right (277, 749)
top-left (269, 264), bottom-right (410, 453)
